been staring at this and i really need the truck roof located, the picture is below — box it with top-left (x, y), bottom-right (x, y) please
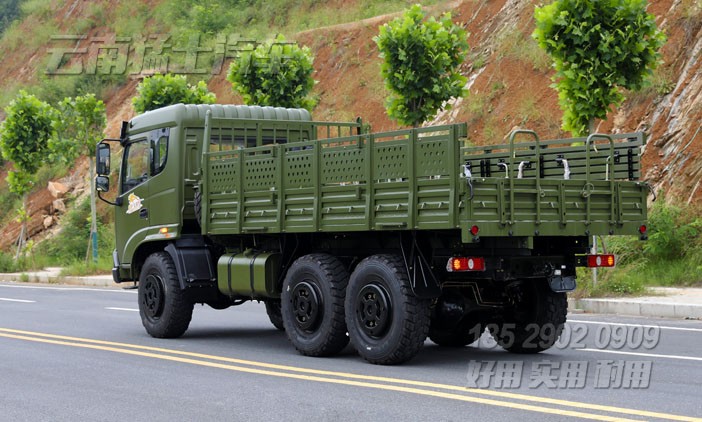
top-left (127, 104), bottom-right (313, 135)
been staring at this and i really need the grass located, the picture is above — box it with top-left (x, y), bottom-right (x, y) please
top-left (1, 13), bottom-right (57, 53)
top-left (497, 26), bottom-right (551, 72)
top-left (59, 255), bottom-right (113, 276)
top-left (681, 0), bottom-right (702, 19)
top-left (516, 95), bottom-right (546, 125)
top-left (627, 65), bottom-right (676, 105)
top-left (0, 184), bottom-right (21, 230)
top-left (163, 0), bottom-right (440, 40)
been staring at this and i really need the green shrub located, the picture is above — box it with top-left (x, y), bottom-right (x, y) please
top-left (132, 73), bottom-right (216, 113)
top-left (588, 199), bottom-right (702, 294)
top-left (227, 35), bottom-right (316, 110)
top-left (644, 199), bottom-right (701, 261)
top-left (0, 251), bottom-right (18, 272)
top-left (533, 0), bottom-right (666, 136)
top-left (375, 4), bottom-right (468, 127)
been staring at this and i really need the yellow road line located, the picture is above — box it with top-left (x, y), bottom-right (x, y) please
top-left (1, 327), bottom-right (699, 422)
top-left (0, 331), bottom-right (640, 422)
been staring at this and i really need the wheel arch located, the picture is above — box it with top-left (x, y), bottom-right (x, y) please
top-left (131, 236), bottom-right (217, 291)
top-left (131, 240), bottom-right (170, 282)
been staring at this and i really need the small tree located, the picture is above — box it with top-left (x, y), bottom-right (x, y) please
top-left (533, 0), bottom-right (666, 136)
top-left (227, 35), bottom-right (316, 110)
top-left (375, 4), bottom-right (469, 127)
top-left (0, 91), bottom-right (55, 258)
top-left (132, 73), bottom-right (216, 114)
top-left (52, 94), bottom-right (106, 263)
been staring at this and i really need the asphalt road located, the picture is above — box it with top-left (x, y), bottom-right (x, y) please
top-left (1, 282), bottom-right (701, 422)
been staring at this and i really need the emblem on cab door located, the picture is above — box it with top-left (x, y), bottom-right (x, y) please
top-left (126, 193), bottom-right (143, 214)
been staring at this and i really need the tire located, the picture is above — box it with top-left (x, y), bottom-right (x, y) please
top-left (489, 279), bottom-right (567, 353)
top-left (345, 254), bottom-right (431, 365)
top-left (138, 252), bottom-right (194, 338)
top-left (429, 320), bottom-right (483, 347)
top-left (282, 253), bottom-right (349, 357)
top-left (265, 299), bottom-right (285, 331)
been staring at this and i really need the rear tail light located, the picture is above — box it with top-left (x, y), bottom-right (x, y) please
top-left (586, 254), bottom-right (616, 268)
top-left (639, 225), bottom-right (647, 234)
top-left (447, 257), bottom-right (485, 272)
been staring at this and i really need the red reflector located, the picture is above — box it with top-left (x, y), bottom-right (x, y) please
top-left (586, 254), bottom-right (615, 268)
top-left (639, 225), bottom-right (647, 234)
top-left (447, 257), bottom-right (485, 272)
top-left (470, 225), bottom-right (480, 236)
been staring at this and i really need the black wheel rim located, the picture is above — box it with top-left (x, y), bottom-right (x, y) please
top-left (356, 283), bottom-right (392, 339)
top-left (142, 274), bottom-right (165, 320)
top-left (291, 281), bottom-right (322, 332)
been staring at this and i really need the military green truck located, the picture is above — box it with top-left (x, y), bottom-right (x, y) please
top-left (95, 104), bottom-right (648, 365)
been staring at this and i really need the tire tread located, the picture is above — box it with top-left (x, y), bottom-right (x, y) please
top-left (347, 254), bottom-right (431, 365)
top-left (139, 252), bottom-right (193, 338)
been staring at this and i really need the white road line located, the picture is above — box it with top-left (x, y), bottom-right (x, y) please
top-left (0, 298), bottom-right (36, 303)
top-left (105, 307), bottom-right (139, 312)
top-left (580, 348), bottom-right (702, 362)
top-left (0, 284), bottom-right (135, 293)
top-left (568, 319), bottom-right (702, 333)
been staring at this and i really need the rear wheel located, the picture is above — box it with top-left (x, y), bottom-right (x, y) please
top-left (490, 279), bottom-right (567, 353)
top-left (345, 255), bottom-right (431, 365)
top-left (265, 299), bottom-right (285, 331)
top-left (282, 254), bottom-right (349, 357)
top-left (138, 252), bottom-right (194, 338)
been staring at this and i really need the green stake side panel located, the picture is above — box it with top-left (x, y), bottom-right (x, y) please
top-left (200, 115), bottom-right (647, 242)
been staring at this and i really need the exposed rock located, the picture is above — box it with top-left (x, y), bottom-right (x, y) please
top-left (43, 216), bottom-right (53, 229)
top-left (52, 199), bottom-right (66, 214)
top-left (47, 181), bottom-right (69, 198)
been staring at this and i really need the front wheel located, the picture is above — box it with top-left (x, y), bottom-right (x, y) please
top-left (138, 252), bottom-right (194, 338)
top-left (345, 255), bottom-right (431, 365)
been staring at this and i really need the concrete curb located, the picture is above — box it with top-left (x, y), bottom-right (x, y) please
top-left (568, 297), bottom-right (702, 319)
top-left (0, 271), bottom-right (116, 288)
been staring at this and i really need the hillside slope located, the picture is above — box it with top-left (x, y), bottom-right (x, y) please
top-left (0, 0), bottom-right (700, 251)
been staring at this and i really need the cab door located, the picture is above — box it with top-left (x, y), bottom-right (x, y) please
top-left (115, 136), bottom-right (152, 268)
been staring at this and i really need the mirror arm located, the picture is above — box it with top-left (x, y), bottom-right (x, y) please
top-left (97, 191), bottom-right (122, 207)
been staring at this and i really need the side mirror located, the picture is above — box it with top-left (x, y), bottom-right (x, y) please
top-left (96, 143), bottom-right (111, 176)
top-left (96, 175), bottom-right (110, 192)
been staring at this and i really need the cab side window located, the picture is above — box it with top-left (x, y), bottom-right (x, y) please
top-left (122, 139), bottom-right (150, 193)
top-left (152, 135), bottom-right (168, 175)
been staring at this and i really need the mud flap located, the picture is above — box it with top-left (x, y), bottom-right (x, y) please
top-left (548, 275), bottom-right (576, 292)
top-left (164, 239), bottom-right (216, 290)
